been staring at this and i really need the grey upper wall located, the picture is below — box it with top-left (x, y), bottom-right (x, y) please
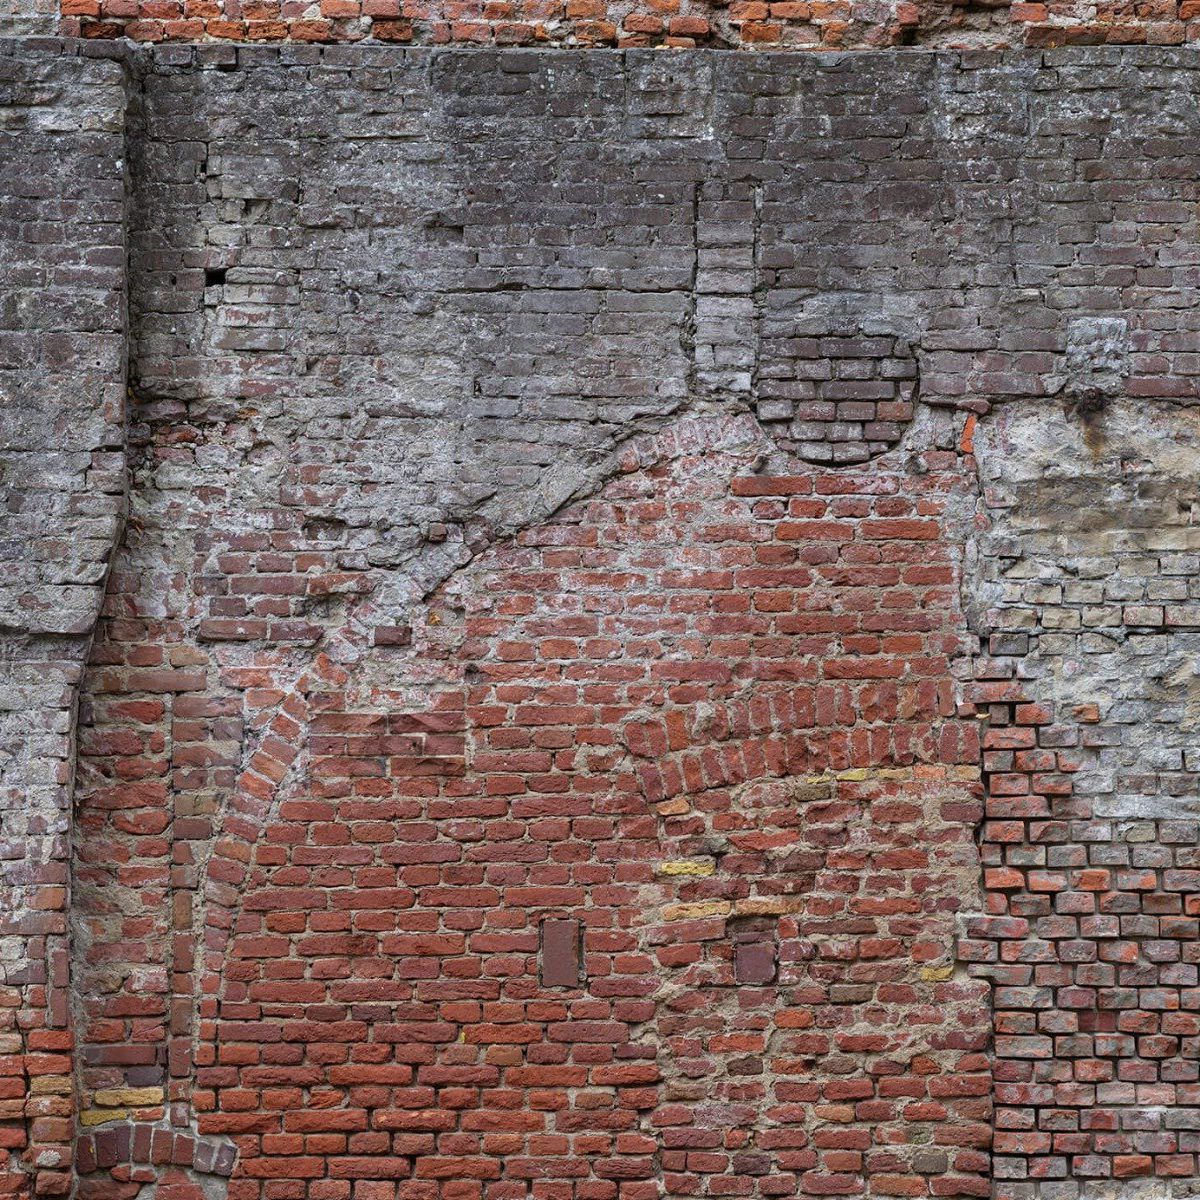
top-left (124, 44), bottom-right (1200, 610)
top-left (2, 40), bottom-right (1199, 637)
top-left (0, 47), bottom-right (128, 636)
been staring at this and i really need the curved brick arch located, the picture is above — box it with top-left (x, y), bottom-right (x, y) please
top-left (197, 416), bottom-right (770, 918)
top-left (182, 412), bottom-right (992, 1199)
top-left (184, 417), bottom-right (770, 1158)
top-left (198, 417), bottom-right (768, 900)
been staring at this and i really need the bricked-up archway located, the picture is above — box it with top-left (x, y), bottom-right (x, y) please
top-left (73, 413), bottom-right (992, 1200)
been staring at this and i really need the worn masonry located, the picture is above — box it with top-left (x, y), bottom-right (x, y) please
top-left (5, 37), bottom-right (1200, 1200)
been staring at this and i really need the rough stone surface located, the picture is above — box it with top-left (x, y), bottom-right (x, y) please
top-left (972, 403), bottom-right (1200, 1198)
top-left (0, 50), bottom-right (127, 637)
top-left (6, 35), bottom-right (1200, 1200)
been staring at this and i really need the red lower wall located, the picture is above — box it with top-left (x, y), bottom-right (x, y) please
top-left (72, 419), bottom-right (992, 1200)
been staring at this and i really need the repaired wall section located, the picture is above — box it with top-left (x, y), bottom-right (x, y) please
top-left (972, 399), bottom-right (1200, 1200)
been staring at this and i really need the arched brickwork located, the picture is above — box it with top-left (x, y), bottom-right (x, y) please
top-left (73, 414), bottom-right (992, 1200)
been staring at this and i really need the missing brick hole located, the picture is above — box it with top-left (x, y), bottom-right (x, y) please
top-left (1066, 387), bottom-right (1108, 421)
top-left (728, 914), bottom-right (777, 941)
top-left (204, 267), bottom-right (228, 288)
top-left (728, 917), bottom-right (778, 985)
top-left (1065, 387), bottom-right (1110, 456)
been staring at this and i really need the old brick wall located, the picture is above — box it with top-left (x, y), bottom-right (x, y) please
top-left (6, 35), bottom-right (1200, 1200)
top-left (0, 43), bottom-right (129, 1197)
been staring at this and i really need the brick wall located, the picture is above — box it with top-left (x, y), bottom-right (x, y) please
top-left (0, 43), bottom-right (129, 1199)
top-left (54, 0), bottom-right (1200, 54)
top-left (6, 37), bottom-right (1200, 1200)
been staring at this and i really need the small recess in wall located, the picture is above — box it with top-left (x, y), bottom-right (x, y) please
top-left (541, 918), bottom-right (582, 987)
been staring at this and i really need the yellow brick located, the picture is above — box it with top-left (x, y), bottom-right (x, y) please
top-left (734, 898), bottom-right (801, 916)
top-left (29, 1076), bottom-right (72, 1096)
top-left (80, 1108), bottom-right (129, 1127)
top-left (796, 767), bottom-right (913, 785)
top-left (657, 860), bottom-right (715, 877)
top-left (836, 767), bottom-right (910, 782)
top-left (919, 965), bottom-right (955, 982)
top-left (93, 1087), bottom-right (165, 1108)
top-left (661, 900), bottom-right (731, 920)
top-left (655, 798), bottom-right (691, 816)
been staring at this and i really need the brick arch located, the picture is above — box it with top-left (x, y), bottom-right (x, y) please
top-left (186, 413), bottom-right (992, 1200)
top-left (196, 416), bottom-right (770, 920)
top-left (184, 416), bottom-right (768, 1176)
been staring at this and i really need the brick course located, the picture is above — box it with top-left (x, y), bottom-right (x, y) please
top-left (53, 0), bottom-right (1200, 52)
